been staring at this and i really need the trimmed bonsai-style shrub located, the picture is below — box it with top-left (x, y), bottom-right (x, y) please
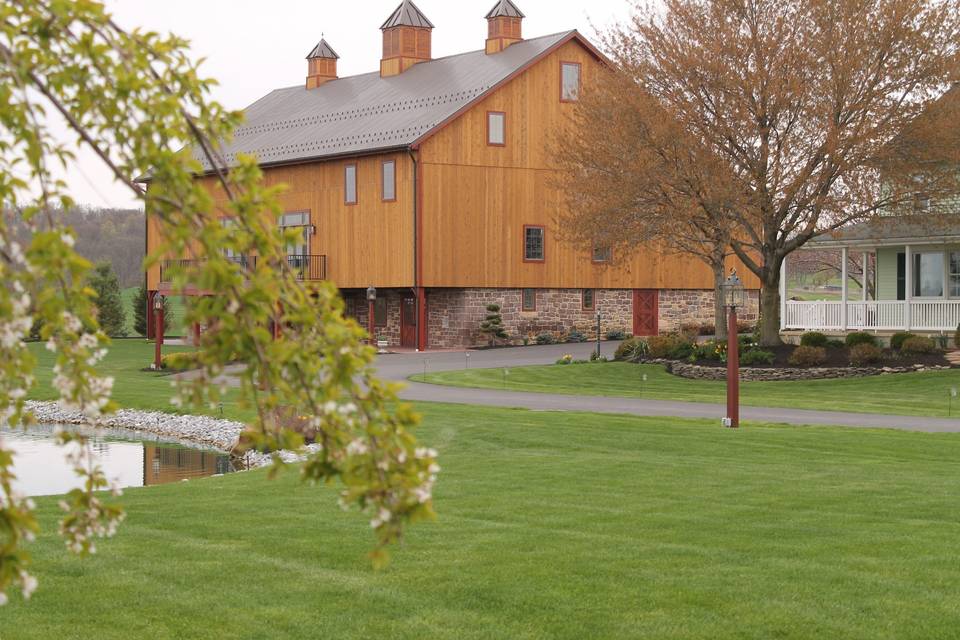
top-left (900, 336), bottom-right (938, 355)
top-left (800, 331), bottom-right (829, 348)
top-left (890, 332), bottom-right (917, 351)
top-left (849, 343), bottom-right (884, 366)
top-left (788, 345), bottom-right (827, 367)
top-left (845, 331), bottom-right (878, 348)
top-left (740, 349), bottom-right (776, 366)
top-left (605, 328), bottom-right (627, 341)
top-left (479, 303), bottom-right (509, 346)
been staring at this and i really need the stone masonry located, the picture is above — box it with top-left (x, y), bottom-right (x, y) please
top-left (658, 289), bottom-right (759, 333)
top-left (339, 287), bottom-right (760, 349)
top-left (425, 288), bottom-right (759, 349)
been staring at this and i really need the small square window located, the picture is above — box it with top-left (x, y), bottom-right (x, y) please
top-left (592, 245), bottom-right (612, 263)
top-left (488, 112), bottom-right (506, 146)
top-left (382, 160), bottom-right (396, 202)
top-left (524, 226), bottom-right (544, 262)
top-left (561, 62), bottom-right (581, 102)
top-left (345, 165), bottom-right (357, 205)
top-left (582, 289), bottom-right (595, 311)
top-left (522, 288), bottom-right (537, 312)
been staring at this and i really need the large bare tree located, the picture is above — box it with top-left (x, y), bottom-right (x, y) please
top-left (562, 0), bottom-right (960, 345)
top-left (555, 66), bottom-right (745, 339)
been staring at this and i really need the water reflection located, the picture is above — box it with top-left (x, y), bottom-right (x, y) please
top-left (2, 425), bottom-right (236, 497)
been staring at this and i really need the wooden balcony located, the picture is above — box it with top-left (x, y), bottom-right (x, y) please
top-left (159, 255), bottom-right (327, 285)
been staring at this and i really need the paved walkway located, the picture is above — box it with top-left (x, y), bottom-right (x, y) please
top-left (373, 342), bottom-right (960, 433)
top-left (178, 342), bottom-right (960, 432)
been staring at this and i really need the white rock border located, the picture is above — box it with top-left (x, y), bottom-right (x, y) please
top-left (23, 400), bottom-right (314, 470)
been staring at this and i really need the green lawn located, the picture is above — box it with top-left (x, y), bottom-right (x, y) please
top-left (4, 403), bottom-right (960, 638)
top-left (26, 339), bottom-right (255, 422)
top-left (419, 361), bottom-right (960, 418)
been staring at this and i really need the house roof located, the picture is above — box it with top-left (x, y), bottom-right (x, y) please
top-left (808, 215), bottom-right (960, 248)
top-left (486, 0), bottom-right (525, 19)
top-left (381, 0), bottom-right (434, 30)
top-left (306, 39), bottom-right (339, 60)
top-left (192, 30), bottom-right (592, 172)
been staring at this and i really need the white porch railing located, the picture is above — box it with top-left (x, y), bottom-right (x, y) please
top-left (785, 300), bottom-right (960, 332)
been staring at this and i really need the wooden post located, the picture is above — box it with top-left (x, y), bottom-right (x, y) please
top-left (862, 251), bottom-right (870, 302)
top-left (368, 299), bottom-right (376, 345)
top-left (779, 256), bottom-right (787, 331)
top-left (726, 306), bottom-right (740, 428)
top-left (193, 322), bottom-right (201, 346)
top-left (154, 302), bottom-right (164, 370)
top-left (905, 244), bottom-right (912, 331)
top-left (146, 290), bottom-right (156, 340)
top-left (841, 246), bottom-right (848, 331)
top-left (417, 287), bottom-right (428, 352)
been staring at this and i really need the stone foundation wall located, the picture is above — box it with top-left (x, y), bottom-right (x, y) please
top-left (426, 288), bottom-right (636, 349)
top-left (658, 289), bottom-right (760, 333)
top-left (344, 291), bottom-right (402, 346)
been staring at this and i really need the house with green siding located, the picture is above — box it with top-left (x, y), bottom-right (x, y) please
top-left (784, 215), bottom-right (960, 336)
top-left (782, 83), bottom-right (960, 339)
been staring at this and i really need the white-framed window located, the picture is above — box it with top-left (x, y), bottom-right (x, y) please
top-left (345, 164), bottom-right (358, 204)
top-left (487, 111), bottom-right (506, 146)
top-left (382, 160), bottom-right (396, 202)
top-left (561, 62), bottom-right (581, 102)
top-left (914, 251), bottom-right (945, 298)
top-left (279, 211), bottom-right (311, 257)
top-left (949, 252), bottom-right (960, 298)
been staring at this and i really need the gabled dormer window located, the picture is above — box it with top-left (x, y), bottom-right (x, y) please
top-left (487, 111), bottom-right (506, 146)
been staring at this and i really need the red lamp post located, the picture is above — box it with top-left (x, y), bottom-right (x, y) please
top-left (722, 270), bottom-right (745, 428)
top-left (153, 294), bottom-right (165, 370)
top-left (366, 286), bottom-right (377, 346)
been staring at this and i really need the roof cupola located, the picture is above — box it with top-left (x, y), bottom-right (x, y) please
top-left (306, 39), bottom-right (339, 89)
top-left (485, 0), bottom-right (524, 54)
top-left (381, 0), bottom-right (434, 77)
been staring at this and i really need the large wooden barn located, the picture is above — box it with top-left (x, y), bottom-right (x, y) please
top-left (146, 0), bottom-right (759, 350)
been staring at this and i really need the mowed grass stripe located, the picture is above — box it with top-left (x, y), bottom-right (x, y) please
top-left (4, 404), bottom-right (960, 639)
top-left (420, 361), bottom-right (960, 418)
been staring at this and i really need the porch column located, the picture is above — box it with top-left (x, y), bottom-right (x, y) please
top-left (862, 252), bottom-right (869, 302)
top-left (779, 255), bottom-right (787, 331)
top-left (841, 247), bottom-right (848, 331)
top-left (904, 244), bottom-right (912, 330)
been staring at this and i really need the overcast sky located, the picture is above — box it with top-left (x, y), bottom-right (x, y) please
top-left (60, 0), bottom-right (635, 209)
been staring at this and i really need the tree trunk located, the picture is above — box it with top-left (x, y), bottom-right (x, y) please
top-left (759, 280), bottom-right (782, 347)
top-left (713, 262), bottom-right (728, 341)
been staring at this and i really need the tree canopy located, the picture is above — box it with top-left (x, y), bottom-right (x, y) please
top-left (560, 0), bottom-right (960, 344)
top-left (0, 0), bottom-right (436, 604)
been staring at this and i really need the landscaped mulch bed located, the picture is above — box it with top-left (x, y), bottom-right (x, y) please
top-left (688, 344), bottom-right (952, 370)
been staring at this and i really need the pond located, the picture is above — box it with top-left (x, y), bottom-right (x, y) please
top-left (2, 424), bottom-right (237, 497)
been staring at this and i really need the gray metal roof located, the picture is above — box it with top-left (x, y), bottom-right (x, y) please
top-left (808, 214), bottom-right (960, 248)
top-left (381, 0), bottom-right (434, 30)
top-left (306, 39), bottom-right (339, 60)
top-left (486, 0), bottom-right (525, 19)
top-left (197, 31), bottom-right (575, 171)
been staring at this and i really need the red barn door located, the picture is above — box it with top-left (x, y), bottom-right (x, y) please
top-left (633, 289), bottom-right (659, 336)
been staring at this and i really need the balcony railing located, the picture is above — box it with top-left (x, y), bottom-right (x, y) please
top-left (160, 255), bottom-right (327, 284)
top-left (785, 300), bottom-right (960, 332)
